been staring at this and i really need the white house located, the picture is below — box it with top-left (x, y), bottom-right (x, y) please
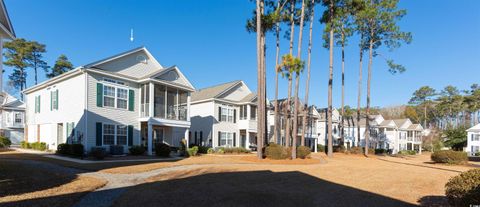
top-left (466, 124), bottom-right (480, 156)
top-left (0, 0), bottom-right (25, 144)
top-left (316, 107), bottom-right (341, 147)
top-left (0, 93), bottom-right (25, 144)
top-left (190, 80), bottom-right (261, 150)
top-left (23, 47), bottom-right (195, 155)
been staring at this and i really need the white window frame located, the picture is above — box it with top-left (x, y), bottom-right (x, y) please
top-left (472, 134), bottom-right (480, 141)
top-left (14, 112), bottom-right (22, 124)
top-left (103, 82), bottom-right (129, 110)
top-left (220, 106), bottom-right (234, 123)
top-left (220, 132), bottom-right (233, 147)
top-left (102, 123), bottom-right (129, 146)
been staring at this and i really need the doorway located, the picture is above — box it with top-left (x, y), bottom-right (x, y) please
top-left (153, 126), bottom-right (164, 146)
top-left (57, 123), bottom-right (63, 145)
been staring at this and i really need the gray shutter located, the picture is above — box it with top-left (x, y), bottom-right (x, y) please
top-left (233, 133), bottom-right (236, 147)
top-left (128, 125), bottom-right (133, 146)
top-left (218, 107), bottom-right (222, 121)
top-left (55, 90), bottom-right (59, 110)
top-left (218, 131), bottom-right (221, 147)
top-left (233, 109), bottom-right (236, 123)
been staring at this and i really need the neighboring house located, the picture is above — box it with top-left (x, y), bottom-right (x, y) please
top-left (344, 115), bottom-right (423, 154)
top-left (268, 99), bottom-right (319, 152)
top-left (316, 107), bottom-right (341, 147)
top-left (466, 124), bottom-right (480, 156)
top-left (190, 80), bottom-right (261, 150)
top-left (0, 0), bottom-right (24, 144)
top-left (24, 47), bottom-right (195, 155)
top-left (0, 92), bottom-right (25, 144)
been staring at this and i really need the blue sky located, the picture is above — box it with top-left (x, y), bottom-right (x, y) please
top-left (5, 0), bottom-right (480, 108)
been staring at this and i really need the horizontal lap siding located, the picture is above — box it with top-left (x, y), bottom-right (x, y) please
top-left (86, 73), bottom-right (140, 151)
top-left (25, 73), bottom-right (86, 150)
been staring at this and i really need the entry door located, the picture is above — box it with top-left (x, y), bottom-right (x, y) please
top-left (153, 127), bottom-right (164, 145)
top-left (241, 134), bottom-right (246, 148)
top-left (57, 123), bottom-right (64, 145)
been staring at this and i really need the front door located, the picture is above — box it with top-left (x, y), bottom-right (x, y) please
top-left (153, 127), bottom-right (164, 147)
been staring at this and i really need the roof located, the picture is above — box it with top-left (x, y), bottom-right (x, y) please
top-left (0, 92), bottom-right (24, 109)
top-left (191, 80), bottom-right (241, 102)
top-left (239, 93), bottom-right (256, 103)
top-left (467, 124), bottom-right (480, 132)
top-left (0, 0), bottom-right (14, 39)
top-left (407, 124), bottom-right (423, 131)
top-left (393, 119), bottom-right (409, 128)
top-left (24, 47), bottom-right (195, 93)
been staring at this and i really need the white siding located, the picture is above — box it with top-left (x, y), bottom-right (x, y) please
top-left (190, 101), bottom-right (215, 146)
top-left (95, 50), bottom-right (162, 78)
top-left (25, 73), bottom-right (87, 150)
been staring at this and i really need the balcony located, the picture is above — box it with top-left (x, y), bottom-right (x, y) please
top-left (3, 122), bottom-right (24, 128)
top-left (140, 83), bottom-right (189, 122)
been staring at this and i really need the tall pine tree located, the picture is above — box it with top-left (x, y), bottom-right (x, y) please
top-left (46, 55), bottom-right (73, 78)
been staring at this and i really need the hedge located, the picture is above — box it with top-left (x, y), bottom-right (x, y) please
top-left (445, 169), bottom-right (480, 206)
top-left (187, 146), bottom-right (198, 157)
top-left (56, 143), bottom-right (84, 157)
top-left (155, 143), bottom-right (171, 157)
top-left (398, 150), bottom-right (416, 155)
top-left (0, 136), bottom-right (11, 148)
top-left (431, 150), bottom-right (468, 164)
top-left (129, 145), bottom-right (146, 155)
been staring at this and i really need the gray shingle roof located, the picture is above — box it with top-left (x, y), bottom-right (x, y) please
top-left (191, 80), bottom-right (241, 102)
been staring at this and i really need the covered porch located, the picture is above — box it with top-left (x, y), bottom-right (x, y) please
top-left (140, 119), bottom-right (190, 155)
top-left (239, 129), bottom-right (257, 151)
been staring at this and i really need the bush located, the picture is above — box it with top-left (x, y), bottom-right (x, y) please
top-left (198, 146), bottom-right (210, 154)
top-left (187, 146), bottom-right (199, 157)
top-left (445, 169), bottom-right (480, 206)
top-left (179, 139), bottom-right (187, 156)
top-left (0, 136), bottom-right (11, 147)
top-left (57, 143), bottom-right (70, 155)
top-left (155, 143), bottom-right (171, 157)
top-left (297, 146), bottom-right (311, 159)
top-left (222, 147), bottom-right (251, 154)
top-left (375, 149), bottom-right (387, 155)
top-left (207, 148), bottom-right (214, 154)
top-left (348, 146), bottom-right (363, 154)
top-left (431, 150), bottom-right (468, 164)
top-left (20, 141), bottom-right (30, 149)
top-left (71, 144), bottom-right (84, 157)
top-left (129, 145), bottom-right (146, 155)
top-left (265, 143), bottom-right (290, 160)
top-left (90, 147), bottom-right (107, 160)
top-left (333, 145), bottom-right (346, 153)
top-left (475, 152), bottom-right (480, 156)
top-left (30, 142), bottom-right (47, 151)
top-left (216, 148), bottom-right (225, 154)
top-left (398, 150), bottom-right (416, 155)
top-left (317, 144), bottom-right (325, 152)
top-left (109, 145), bottom-right (124, 155)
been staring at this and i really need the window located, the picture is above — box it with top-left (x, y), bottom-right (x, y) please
top-left (116, 125), bottom-right (127, 145)
top-left (103, 124), bottom-right (115, 145)
top-left (407, 131), bottom-right (413, 137)
top-left (103, 83), bottom-right (129, 109)
top-left (117, 88), bottom-right (128, 109)
top-left (103, 85), bottom-right (116, 107)
top-left (220, 132), bottom-right (233, 147)
top-left (472, 134), bottom-right (480, 141)
top-left (220, 107), bottom-right (234, 123)
top-left (104, 78), bottom-right (125, 86)
top-left (240, 105), bottom-right (248, 120)
top-left (34, 95), bottom-right (41, 113)
top-left (472, 146), bottom-right (479, 153)
top-left (51, 90), bottom-right (59, 110)
top-left (250, 105), bottom-right (257, 120)
top-left (14, 112), bottom-right (22, 124)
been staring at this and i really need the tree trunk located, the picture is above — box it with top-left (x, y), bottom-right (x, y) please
top-left (301, 0), bottom-right (315, 147)
top-left (340, 29), bottom-right (345, 147)
top-left (357, 48), bottom-right (363, 147)
top-left (292, 74), bottom-right (300, 159)
top-left (327, 0), bottom-right (334, 157)
top-left (286, 78), bottom-right (292, 147)
top-left (273, 0), bottom-right (281, 145)
top-left (365, 38), bottom-right (373, 156)
top-left (255, 0), bottom-right (264, 159)
top-left (424, 104), bottom-right (427, 129)
top-left (291, 0), bottom-right (305, 157)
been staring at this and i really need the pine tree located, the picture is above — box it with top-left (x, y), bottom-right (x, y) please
top-left (46, 55), bottom-right (73, 78)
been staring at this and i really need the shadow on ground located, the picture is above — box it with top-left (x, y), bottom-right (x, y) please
top-left (3, 170), bottom-right (417, 207)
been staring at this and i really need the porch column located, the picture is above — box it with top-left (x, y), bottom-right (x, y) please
top-left (246, 129), bottom-right (250, 150)
top-left (185, 128), bottom-right (189, 148)
top-left (149, 82), bottom-right (154, 117)
top-left (314, 138), bottom-right (318, 153)
top-left (147, 122), bottom-right (153, 155)
top-left (187, 92), bottom-right (191, 122)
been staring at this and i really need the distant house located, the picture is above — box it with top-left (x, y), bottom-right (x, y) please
top-left (190, 80), bottom-right (262, 150)
top-left (466, 124), bottom-right (480, 156)
top-left (344, 115), bottom-right (423, 154)
top-left (0, 0), bottom-right (25, 144)
top-left (24, 47), bottom-right (195, 155)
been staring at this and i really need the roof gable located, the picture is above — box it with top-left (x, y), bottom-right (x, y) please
top-left (191, 81), bottom-right (241, 102)
top-left (218, 82), bottom-right (252, 102)
top-left (151, 66), bottom-right (194, 89)
top-left (467, 124), bottom-right (480, 132)
top-left (85, 47), bottom-right (164, 79)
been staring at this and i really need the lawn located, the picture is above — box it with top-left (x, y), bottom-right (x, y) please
top-left (0, 149), bottom-right (476, 207)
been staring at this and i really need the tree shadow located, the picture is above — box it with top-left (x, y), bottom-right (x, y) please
top-left (417, 195), bottom-right (449, 207)
top-left (4, 170), bottom-right (418, 207)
